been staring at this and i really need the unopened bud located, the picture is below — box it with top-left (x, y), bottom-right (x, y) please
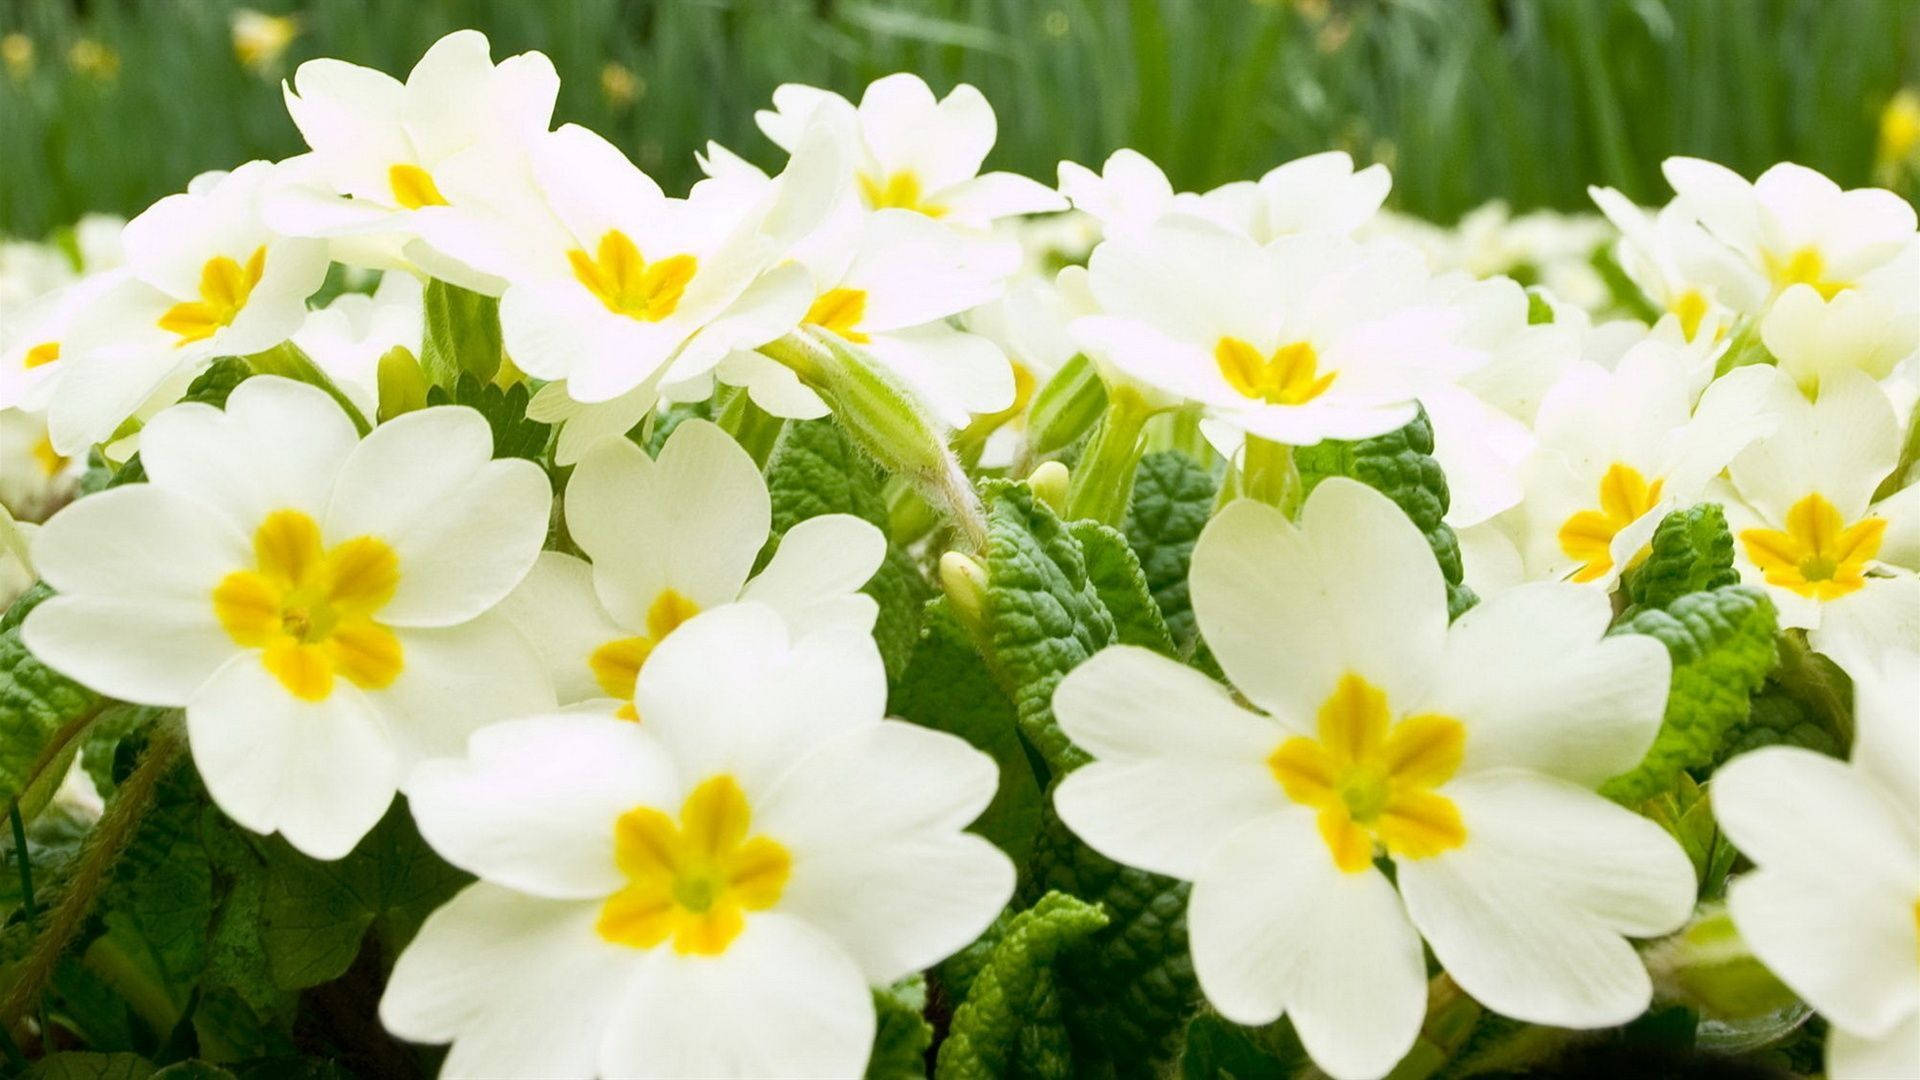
top-left (1026, 461), bottom-right (1069, 515)
top-left (1646, 906), bottom-right (1800, 1025)
top-left (938, 551), bottom-right (990, 635)
top-left (377, 345), bottom-right (430, 422)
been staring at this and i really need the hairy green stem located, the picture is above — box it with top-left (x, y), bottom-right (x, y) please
top-left (715, 388), bottom-right (786, 469)
top-left (0, 722), bottom-right (185, 1034)
top-left (1240, 436), bottom-right (1302, 514)
top-left (1063, 386), bottom-right (1154, 525)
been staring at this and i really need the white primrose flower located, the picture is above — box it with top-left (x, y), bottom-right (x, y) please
top-left (270, 29), bottom-right (559, 291)
top-left (1059, 148), bottom-right (1390, 243)
top-left (1711, 647), bottom-right (1920, 1080)
top-left (46, 163), bottom-right (329, 455)
top-left (381, 602), bottom-right (1015, 1078)
top-left (0, 408), bottom-right (82, 522)
top-left (0, 270), bottom-right (121, 413)
top-left (756, 73), bottom-right (1065, 233)
top-left (1760, 277), bottom-right (1920, 398)
top-left (1588, 185), bottom-right (1767, 343)
top-left (1661, 158), bottom-right (1918, 300)
top-left (1051, 479), bottom-right (1695, 1080)
top-left (501, 419), bottom-right (885, 718)
top-left (290, 270), bottom-right (426, 414)
top-left (1074, 219), bottom-right (1481, 445)
top-left (1714, 366), bottom-right (1919, 647)
top-left (1503, 337), bottom-right (1777, 587)
top-left (22, 377), bottom-right (554, 858)
top-left (438, 121), bottom-right (841, 464)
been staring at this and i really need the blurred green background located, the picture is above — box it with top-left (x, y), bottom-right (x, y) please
top-left (2, 0), bottom-right (1917, 238)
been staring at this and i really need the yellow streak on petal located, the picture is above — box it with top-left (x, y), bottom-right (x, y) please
top-left (388, 163), bottom-right (449, 209)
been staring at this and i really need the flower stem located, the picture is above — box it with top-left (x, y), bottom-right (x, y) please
top-left (714, 388), bottom-right (786, 469)
top-left (0, 720), bottom-right (185, 1035)
top-left (759, 330), bottom-right (987, 550)
top-left (1240, 435), bottom-right (1302, 515)
top-left (247, 341), bottom-right (373, 435)
top-left (1063, 385), bottom-right (1154, 525)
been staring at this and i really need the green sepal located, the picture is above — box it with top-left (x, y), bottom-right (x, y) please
top-left (419, 279), bottom-right (503, 387)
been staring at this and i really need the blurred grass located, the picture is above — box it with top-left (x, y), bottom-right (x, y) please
top-left (0, 0), bottom-right (1915, 237)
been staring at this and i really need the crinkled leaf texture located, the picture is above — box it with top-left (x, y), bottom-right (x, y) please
top-left (2, 584), bottom-right (101, 823)
top-left (1122, 451), bottom-right (1217, 653)
top-left (424, 374), bottom-right (551, 461)
top-left (868, 976), bottom-right (935, 1080)
top-left (1602, 585), bottom-right (1778, 803)
top-left (1623, 503), bottom-right (1741, 614)
top-left (1294, 406), bottom-right (1477, 620)
top-left (935, 892), bottom-right (1109, 1080)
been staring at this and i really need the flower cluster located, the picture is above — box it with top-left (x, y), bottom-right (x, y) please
top-left (0, 29), bottom-right (1914, 1080)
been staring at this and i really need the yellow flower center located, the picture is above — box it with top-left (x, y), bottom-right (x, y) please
top-left (1268, 672), bottom-right (1468, 873)
top-left (1215, 337), bottom-right (1336, 406)
top-left (157, 247), bottom-right (267, 347)
top-left (1739, 492), bottom-right (1885, 601)
top-left (1670, 288), bottom-right (1712, 342)
top-left (23, 341), bottom-right (59, 369)
top-left (30, 432), bottom-right (66, 479)
top-left (211, 509), bottom-right (403, 702)
top-left (388, 163), bottom-right (448, 209)
top-left (858, 170), bottom-right (945, 217)
top-left (1558, 462), bottom-right (1665, 582)
top-left (568, 229), bottom-right (698, 322)
top-left (587, 589), bottom-right (701, 721)
top-left (803, 287), bottom-right (871, 344)
top-left (1763, 246), bottom-right (1846, 300)
top-left (597, 774), bottom-right (791, 956)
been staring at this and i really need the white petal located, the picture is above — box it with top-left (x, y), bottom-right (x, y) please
top-left (1726, 868), bottom-right (1920, 1039)
top-left (1051, 647), bottom-right (1291, 878)
top-left (497, 551), bottom-right (634, 704)
top-left (21, 595), bottom-right (234, 707)
top-left (407, 715), bottom-right (678, 900)
top-left (934, 171), bottom-right (1069, 223)
top-left (380, 882), bottom-right (634, 1080)
top-left (378, 614), bottom-right (556, 766)
top-left (325, 405), bottom-right (552, 626)
top-left (30, 482), bottom-right (247, 604)
top-left (1191, 481), bottom-right (1447, 724)
top-left (1422, 582), bottom-right (1671, 787)
top-left (1188, 811), bottom-right (1427, 1080)
top-left (187, 654), bottom-right (400, 859)
top-left (1828, 1011), bottom-right (1920, 1080)
top-left (139, 376), bottom-right (360, 536)
top-left (599, 914), bottom-right (874, 1080)
top-left (566, 421), bottom-right (768, 620)
top-left (1396, 771), bottom-right (1697, 1028)
top-left (739, 514), bottom-right (885, 627)
top-left (1712, 747), bottom-right (1918, 889)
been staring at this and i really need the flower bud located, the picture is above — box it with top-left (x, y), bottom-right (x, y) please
top-left (1026, 353), bottom-right (1106, 456)
top-left (378, 345), bottom-right (431, 422)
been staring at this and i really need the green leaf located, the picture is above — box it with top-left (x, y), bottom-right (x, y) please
top-left (1294, 408), bottom-right (1476, 620)
top-left (1179, 1012), bottom-right (1307, 1079)
top-left (890, 601), bottom-right (1042, 866)
top-left (1070, 521), bottom-right (1174, 655)
top-left (423, 374), bottom-right (551, 460)
top-left (258, 799), bottom-right (468, 991)
top-left (976, 479), bottom-right (1118, 778)
top-left (764, 417), bottom-right (930, 681)
top-left (150, 1063), bottom-right (238, 1079)
top-left (867, 975), bottom-right (933, 1080)
top-left (1, 596), bottom-right (103, 822)
top-left (1122, 452), bottom-right (1217, 651)
top-left (1623, 504), bottom-right (1740, 612)
top-left (1602, 586), bottom-right (1779, 803)
top-left (1025, 812), bottom-right (1201, 1073)
top-left (1714, 684), bottom-right (1842, 765)
top-left (95, 761), bottom-right (221, 1021)
top-left (934, 892), bottom-right (1109, 1080)
top-left (181, 359), bottom-right (254, 410)
top-left (28, 1052), bottom-right (154, 1079)
top-left (419, 279), bottom-right (503, 387)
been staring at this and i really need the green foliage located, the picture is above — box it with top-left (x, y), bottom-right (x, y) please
top-left (1179, 1013), bottom-right (1307, 1079)
top-left (5, 1), bottom-right (1913, 236)
top-left (763, 417), bottom-right (932, 680)
top-left (1122, 452), bottom-right (1217, 652)
top-left (1024, 812), bottom-right (1200, 1074)
top-left (1069, 521), bottom-right (1174, 656)
top-left (1602, 586), bottom-right (1779, 803)
top-left (423, 374), bottom-right (551, 460)
top-left (1294, 408), bottom-right (1476, 620)
top-left (867, 976), bottom-right (934, 1080)
top-left (1, 589), bottom-right (102, 822)
top-left (934, 892), bottom-right (1109, 1080)
top-left (1714, 685), bottom-right (1842, 764)
top-left (890, 601), bottom-right (1042, 868)
top-left (28, 1053), bottom-right (156, 1079)
top-left (1623, 504), bottom-right (1740, 612)
top-left (418, 279), bottom-right (502, 388)
top-left (181, 359), bottom-right (255, 411)
top-left (257, 799), bottom-right (468, 991)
